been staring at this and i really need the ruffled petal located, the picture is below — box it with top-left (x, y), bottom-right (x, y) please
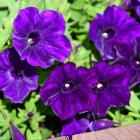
top-left (13, 7), bottom-right (40, 34)
top-left (52, 93), bottom-right (75, 120)
top-left (12, 38), bottom-right (30, 60)
top-left (61, 118), bottom-right (89, 136)
top-left (110, 87), bottom-right (130, 106)
top-left (41, 35), bottom-right (71, 62)
top-left (95, 91), bottom-right (111, 117)
top-left (40, 10), bottom-right (65, 35)
top-left (27, 48), bottom-right (55, 68)
top-left (109, 65), bottom-right (130, 87)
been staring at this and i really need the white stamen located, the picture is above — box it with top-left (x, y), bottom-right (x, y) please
top-left (97, 83), bottom-right (103, 89)
top-left (136, 61), bottom-right (140, 65)
top-left (102, 32), bottom-right (108, 38)
top-left (28, 38), bottom-right (34, 44)
top-left (65, 83), bottom-right (70, 88)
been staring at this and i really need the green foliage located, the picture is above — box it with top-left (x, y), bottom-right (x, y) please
top-left (0, 92), bottom-right (48, 140)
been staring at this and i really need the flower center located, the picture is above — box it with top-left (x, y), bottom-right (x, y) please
top-left (103, 28), bottom-right (116, 39)
top-left (130, 56), bottom-right (140, 69)
top-left (62, 81), bottom-right (76, 93)
top-left (28, 32), bottom-right (40, 45)
top-left (92, 81), bottom-right (108, 92)
top-left (11, 70), bottom-right (23, 77)
top-left (97, 83), bottom-right (103, 89)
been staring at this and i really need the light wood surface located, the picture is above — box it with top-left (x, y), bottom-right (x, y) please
top-left (47, 124), bottom-right (140, 140)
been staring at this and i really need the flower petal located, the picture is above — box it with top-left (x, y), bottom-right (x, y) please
top-left (13, 7), bottom-right (39, 34)
top-left (41, 35), bottom-right (71, 62)
top-left (40, 10), bottom-right (65, 35)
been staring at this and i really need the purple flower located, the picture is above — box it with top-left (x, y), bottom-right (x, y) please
top-left (61, 117), bottom-right (89, 138)
top-left (91, 61), bottom-right (130, 117)
top-left (122, 0), bottom-right (140, 17)
top-left (114, 37), bottom-right (140, 87)
top-left (89, 120), bottom-right (118, 131)
top-left (61, 113), bottom-right (117, 138)
top-left (10, 122), bottom-right (26, 140)
top-left (40, 62), bottom-right (97, 120)
top-left (12, 7), bottom-right (71, 68)
top-left (0, 48), bottom-right (38, 103)
top-left (89, 5), bottom-right (140, 60)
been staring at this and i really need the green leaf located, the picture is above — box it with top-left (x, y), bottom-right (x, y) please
top-left (0, 129), bottom-right (10, 140)
top-left (69, 9), bottom-right (83, 21)
top-left (126, 91), bottom-right (140, 113)
top-left (22, 0), bottom-right (44, 11)
top-left (41, 128), bottom-right (52, 139)
top-left (129, 112), bottom-right (140, 119)
top-left (9, 110), bottom-right (17, 121)
top-left (45, 0), bottom-right (59, 10)
top-left (71, 0), bottom-right (85, 10)
top-left (0, 22), bottom-right (12, 51)
top-left (26, 129), bottom-right (42, 140)
top-left (0, 0), bottom-right (15, 7)
top-left (30, 120), bottom-right (39, 131)
top-left (68, 46), bottom-right (91, 67)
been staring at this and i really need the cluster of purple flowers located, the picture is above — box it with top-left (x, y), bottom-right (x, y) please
top-left (1, 3), bottom-right (140, 139)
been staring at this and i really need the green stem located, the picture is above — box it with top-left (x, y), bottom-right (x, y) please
top-left (1, 110), bottom-right (8, 120)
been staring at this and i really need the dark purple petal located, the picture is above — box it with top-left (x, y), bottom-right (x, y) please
top-left (108, 65), bottom-right (130, 87)
top-left (89, 120), bottom-right (118, 131)
top-left (12, 38), bottom-right (30, 60)
top-left (10, 122), bottom-right (26, 140)
top-left (110, 87), bottom-right (130, 106)
top-left (26, 47), bottom-right (55, 68)
top-left (93, 61), bottom-right (109, 80)
top-left (114, 37), bottom-right (134, 60)
top-left (52, 94), bottom-right (75, 120)
top-left (40, 10), bottom-right (65, 35)
top-left (41, 35), bottom-right (71, 62)
top-left (61, 118), bottom-right (89, 137)
top-left (94, 90), bottom-right (111, 117)
top-left (13, 7), bottom-right (39, 34)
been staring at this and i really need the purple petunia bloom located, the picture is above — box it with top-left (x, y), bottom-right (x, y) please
top-left (122, 0), bottom-right (140, 17)
top-left (12, 7), bottom-right (71, 68)
top-left (114, 37), bottom-right (140, 87)
top-left (0, 48), bottom-right (38, 103)
top-left (89, 120), bottom-right (118, 131)
top-left (61, 113), bottom-right (117, 138)
top-left (89, 5), bottom-right (140, 60)
top-left (10, 122), bottom-right (26, 140)
top-left (90, 61), bottom-right (130, 117)
top-left (40, 62), bottom-right (97, 120)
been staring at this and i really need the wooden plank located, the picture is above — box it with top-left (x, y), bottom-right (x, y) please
top-left (47, 124), bottom-right (140, 140)
top-left (72, 124), bottom-right (140, 140)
